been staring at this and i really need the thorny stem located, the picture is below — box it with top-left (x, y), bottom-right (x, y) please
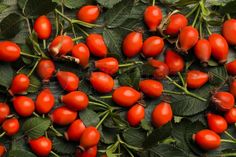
top-left (186, 4), bottom-right (199, 18)
top-left (165, 76), bottom-right (207, 102)
top-left (27, 59), bottom-right (40, 77)
top-left (96, 110), bottom-right (110, 129)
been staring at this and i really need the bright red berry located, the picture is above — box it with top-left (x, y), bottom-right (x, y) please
top-left (2, 118), bottom-right (20, 136)
top-left (65, 119), bottom-right (86, 141)
top-left (207, 113), bottom-right (227, 133)
top-left (35, 88), bottom-right (54, 114)
top-left (95, 57), bottom-right (119, 75)
top-left (29, 136), bottom-right (52, 157)
top-left (139, 79), bottom-right (163, 98)
top-left (144, 6), bottom-right (162, 31)
top-left (222, 19), bottom-right (236, 45)
top-left (225, 108), bottom-right (236, 124)
top-left (9, 74), bottom-right (30, 95)
top-left (165, 50), bottom-right (184, 75)
top-left (37, 59), bottom-right (55, 82)
top-left (127, 104), bottom-right (145, 126)
top-left (212, 92), bottom-right (235, 111)
top-left (75, 146), bottom-right (97, 157)
top-left (226, 60), bottom-right (236, 75)
top-left (13, 96), bottom-right (35, 117)
top-left (148, 59), bottom-right (169, 80)
top-left (142, 36), bottom-right (164, 57)
top-left (186, 70), bottom-right (209, 89)
top-left (34, 15), bottom-right (52, 39)
top-left (56, 71), bottom-right (80, 92)
top-left (230, 79), bottom-right (236, 97)
top-left (72, 43), bottom-right (90, 68)
top-left (79, 127), bottom-right (100, 149)
top-left (0, 103), bottom-right (10, 124)
top-left (194, 39), bottom-right (211, 64)
top-left (0, 143), bottom-right (6, 157)
top-left (0, 41), bottom-right (21, 62)
top-left (77, 5), bottom-right (100, 23)
top-left (90, 72), bottom-right (114, 93)
top-left (86, 34), bottom-right (107, 58)
top-left (50, 106), bottom-right (77, 125)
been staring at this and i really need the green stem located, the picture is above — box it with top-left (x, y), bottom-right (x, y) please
top-left (222, 153), bottom-right (236, 157)
top-left (163, 90), bottom-right (184, 95)
top-left (89, 101), bottom-right (108, 109)
top-left (0, 132), bottom-right (6, 138)
top-left (43, 40), bottom-right (47, 49)
top-left (186, 4), bottom-right (199, 18)
top-left (50, 151), bottom-right (60, 157)
top-left (178, 72), bottom-right (185, 87)
top-left (77, 27), bottom-right (89, 37)
top-left (192, 6), bottom-right (200, 27)
top-left (33, 112), bottom-right (40, 117)
top-left (25, 18), bottom-right (32, 34)
top-left (206, 24), bottom-right (212, 35)
top-left (30, 84), bottom-right (39, 88)
top-left (72, 20), bottom-right (102, 28)
top-left (185, 91), bottom-right (207, 101)
top-left (221, 139), bottom-right (236, 144)
top-left (99, 95), bottom-right (112, 99)
top-left (54, 11), bottom-right (59, 36)
top-left (72, 36), bottom-right (83, 42)
top-left (224, 131), bottom-right (236, 141)
top-left (96, 111), bottom-right (110, 129)
top-left (226, 13), bottom-right (231, 20)
top-left (16, 65), bottom-right (26, 74)
top-left (123, 145), bottom-right (135, 157)
top-left (89, 96), bottom-right (110, 107)
top-left (27, 59), bottom-right (40, 77)
top-left (50, 126), bottom-right (63, 137)
top-left (55, 9), bottom-right (71, 22)
top-left (152, 0), bottom-right (155, 6)
top-left (21, 52), bottom-right (41, 59)
top-left (119, 61), bottom-right (143, 68)
top-left (199, 19), bottom-right (203, 39)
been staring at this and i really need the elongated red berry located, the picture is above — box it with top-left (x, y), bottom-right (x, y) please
top-left (0, 41), bottom-right (21, 62)
top-left (9, 74), bottom-right (30, 95)
top-left (65, 119), bottom-right (86, 141)
top-left (186, 70), bottom-right (209, 89)
top-left (34, 15), bottom-right (52, 40)
top-left (56, 71), bottom-right (79, 92)
top-left (194, 39), bottom-right (211, 64)
top-left (144, 6), bottom-right (162, 31)
top-left (37, 59), bottom-right (55, 82)
top-left (95, 57), bottom-right (119, 75)
top-left (36, 88), bottom-right (54, 114)
top-left (72, 43), bottom-right (90, 68)
top-left (86, 34), bottom-right (107, 58)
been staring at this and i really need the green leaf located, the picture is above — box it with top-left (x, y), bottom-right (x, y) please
top-left (0, 13), bottom-right (25, 39)
top-left (79, 109), bottom-right (100, 127)
top-left (0, 3), bottom-right (8, 13)
top-left (118, 67), bottom-right (141, 89)
top-left (63, 0), bottom-right (86, 9)
top-left (208, 66), bottom-right (228, 85)
top-left (28, 74), bottom-right (41, 93)
top-left (144, 123), bottom-right (172, 148)
top-left (0, 63), bottom-right (14, 88)
top-left (149, 144), bottom-right (187, 157)
top-left (22, 117), bottom-right (51, 139)
top-left (219, 0), bottom-right (236, 14)
top-left (53, 137), bottom-right (76, 154)
top-left (105, 0), bottom-right (134, 28)
top-left (8, 149), bottom-right (37, 157)
top-left (123, 128), bottom-right (146, 147)
top-left (101, 127), bottom-right (117, 144)
top-left (96, 0), bottom-right (122, 8)
top-left (23, 0), bottom-right (57, 17)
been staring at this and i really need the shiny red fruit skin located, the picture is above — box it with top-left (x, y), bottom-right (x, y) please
top-left (49, 35), bottom-right (74, 56)
top-left (80, 127), bottom-right (100, 149)
top-left (0, 103), bottom-right (10, 124)
top-left (142, 36), bottom-right (164, 57)
top-left (194, 39), bottom-right (211, 63)
top-left (50, 106), bottom-right (77, 125)
top-left (29, 136), bottom-right (52, 157)
top-left (209, 33), bottom-right (229, 63)
top-left (95, 57), bottom-right (119, 75)
top-left (194, 129), bottom-right (221, 150)
top-left (0, 143), bottom-right (6, 157)
top-left (123, 32), bottom-right (143, 58)
top-left (36, 88), bottom-right (54, 114)
top-left (61, 91), bottom-right (88, 111)
top-left (34, 15), bottom-right (52, 40)
top-left (152, 102), bottom-right (173, 127)
top-left (56, 71), bottom-right (79, 92)
top-left (65, 119), bottom-right (86, 141)
top-left (2, 118), bottom-right (20, 136)
top-left (112, 86), bottom-right (141, 107)
top-left (9, 74), bottom-right (30, 95)
top-left (76, 146), bottom-right (97, 157)
top-left (77, 5), bottom-right (100, 23)
top-left (165, 50), bottom-right (184, 75)
top-left (86, 34), bottom-right (107, 58)
top-left (226, 60), bottom-right (236, 75)
top-left (179, 26), bottom-right (199, 52)
top-left (90, 72), bottom-right (114, 93)
top-left (148, 59), bottom-right (169, 79)
top-left (212, 92), bottom-right (235, 111)
top-left (37, 59), bottom-right (55, 82)
top-left (72, 43), bottom-right (90, 68)
top-left (13, 96), bottom-right (35, 117)
top-left (144, 6), bottom-right (162, 31)
top-left (225, 108), bottom-right (236, 124)
top-left (0, 41), bottom-right (20, 62)
top-left (186, 70), bottom-right (209, 89)
top-left (230, 80), bottom-right (236, 97)
top-left (139, 80), bottom-right (163, 98)
top-left (222, 19), bottom-right (236, 45)
top-left (165, 13), bottom-right (188, 36)
top-left (207, 113), bottom-right (227, 133)
top-left (127, 104), bottom-right (145, 126)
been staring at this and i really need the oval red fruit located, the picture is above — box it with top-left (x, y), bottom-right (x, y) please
top-left (139, 79), bottom-right (163, 98)
top-left (226, 60), bottom-right (236, 75)
top-left (36, 88), bottom-right (54, 114)
top-left (50, 106), bottom-right (77, 125)
top-left (222, 19), bottom-right (236, 45)
top-left (9, 74), bottom-right (30, 95)
top-left (152, 102), bottom-right (173, 127)
top-left (194, 39), bottom-right (211, 64)
top-left (86, 34), bottom-right (107, 58)
top-left (142, 36), bottom-right (164, 57)
top-left (148, 59), bottom-right (169, 79)
top-left (95, 57), bottom-right (119, 75)
top-left (0, 103), bottom-right (10, 124)
top-left (193, 129), bottom-right (220, 150)
top-left (34, 15), bottom-right (52, 40)
top-left (230, 79), bottom-right (236, 97)
top-left (165, 13), bottom-right (188, 36)
top-left (65, 119), bottom-right (86, 141)
top-left (144, 6), bottom-right (162, 31)
top-left (0, 143), bottom-right (6, 157)
top-left (207, 113), bottom-right (227, 133)
top-left (2, 118), bottom-right (20, 136)
top-left (212, 92), bottom-right (235, 111)
top-left (209, 33), bottom-right (228, 63)
top-left (56, 71), bottom-right (79, 92)
top-left (61, 91), bottom-right (88, 111)
top-left (112, 86), bottom-right (141, 107)
top-left (186, 70), bottom-right (209, 89)
top-left (80, 127), bottom-right (100, 149)
top-left (0, 41), bottom-right (21, 62)
top-left (90, 72), bottom-right (114, 93)
top-left (123, 32), bottom-right (143, 58)
top-left (75, 146), bottom-right (97, 157)
top-left (77, 5), bottom-right (100, 23)
top-left (29, 136), bottom-right (52, 157)
top-left (37, 59), bottom-right (55, 82)
top-left (127, 104), bottom-right (145, 126)
top-left (72, 43), bottom-right (90, 68)
top-left (165, 50), bottom-right (184, 75)
top-left (225, 108), bottom-right (236, 124)
top-left (13, 96), bottom-right (35, 117)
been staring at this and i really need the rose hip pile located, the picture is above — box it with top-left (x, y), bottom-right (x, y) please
top-left (0, 1), bottom-right (236, 157)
